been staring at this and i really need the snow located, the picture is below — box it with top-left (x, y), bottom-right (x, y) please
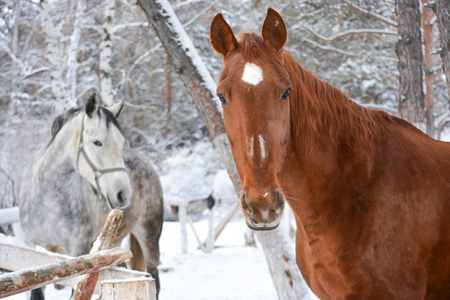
top-left (5, 219), bottom-right (318, 300)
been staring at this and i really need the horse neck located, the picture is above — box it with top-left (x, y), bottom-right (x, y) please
top-left (37, 116), bottom-right (81, 181)
top-left (281, 53), bottom-right (382, 223)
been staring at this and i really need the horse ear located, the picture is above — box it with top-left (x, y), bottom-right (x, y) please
top-left (85, 93), bottom-right (98, 118)
top-left (107, 100), bottom-right (125, 118)
top-left (210, 13), bottom-right (239, 58)
top-left (262, 8), bottom-right (287, 52)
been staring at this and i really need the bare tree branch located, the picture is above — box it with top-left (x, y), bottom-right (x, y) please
top-left (303, 38), bottom-right (355, 56)
top-left (304, 25), bottom-right (397, 42)
top-left (0, 42), bottom-right (27, 74)
top-left (343, 0), bottom-right (397, 27)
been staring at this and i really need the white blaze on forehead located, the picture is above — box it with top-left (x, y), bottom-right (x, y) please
top-left (241, 63), bottom-right (263, 86)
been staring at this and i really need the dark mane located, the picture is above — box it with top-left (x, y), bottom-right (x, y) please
top-left (48, 106), bottom-right (122, 147)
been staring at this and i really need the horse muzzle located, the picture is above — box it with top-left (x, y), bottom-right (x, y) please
top-left (240, 188), bottom-right (285, 231)
top-left (106, 186), bottom-right (132, 210)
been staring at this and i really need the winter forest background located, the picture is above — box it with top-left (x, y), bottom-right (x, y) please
top-left (1, 0), bottom-right (449, 226)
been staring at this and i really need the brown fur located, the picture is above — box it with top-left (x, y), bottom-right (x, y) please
top-left (211, 8), bottom-right (450, 299)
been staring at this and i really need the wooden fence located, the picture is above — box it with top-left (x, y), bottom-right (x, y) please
top-left (165, 195), bottom-right (239, 254)
top-left (0, 209), bottom-right (156, 300)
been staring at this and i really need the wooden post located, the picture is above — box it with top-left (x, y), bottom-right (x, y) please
top-left (0, 248), bottom-right (132, 298)
top-left (206, 206), bottom-right (215, 252)
top-left (178, 205), bottom-right (188, 254)
top-left (71, 209), bottom-right (124, 300)
top-left (100, 278), bottom-right (155, 300)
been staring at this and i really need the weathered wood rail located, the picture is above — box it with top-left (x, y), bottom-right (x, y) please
top-left (0, 209), bottom-right (156, 299)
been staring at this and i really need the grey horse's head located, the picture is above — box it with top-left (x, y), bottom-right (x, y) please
top-left (52, 94), bottom-right (133, 209)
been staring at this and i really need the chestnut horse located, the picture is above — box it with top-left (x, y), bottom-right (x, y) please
top-left (210, 8), bottom-right (450, 300)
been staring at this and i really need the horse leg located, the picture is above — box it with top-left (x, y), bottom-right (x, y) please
top-left (30, 287), bottom-right (45, 300)
top-left (130, 224), bottom-right (161, 298)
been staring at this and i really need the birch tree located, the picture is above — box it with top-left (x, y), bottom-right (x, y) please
top-left (40, 0), bottom-right (67, 111)
top-left (421, 0), bottom-right (437, 137)
top-left (136, 0), bottom-right (309, 298)
top-left (99, 0), bottom-right (116, 107)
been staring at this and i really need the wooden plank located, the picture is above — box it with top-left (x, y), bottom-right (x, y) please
top-left (213, 202), bottom-right (240, 242)
top-left (217, 197), bottom-right (238, 204)
top-left (187, 214), bottom-right (206, 252)
top-left (0, 248), bottom-right (132, 298)
top-left (0, 238), bottom-right (151, 294)
top-left (72, 209), bottom-right (123, 300)
top-left (0, 207), bottom-right (20, 225)
top-left (100, 278), bottom-right (156, 300)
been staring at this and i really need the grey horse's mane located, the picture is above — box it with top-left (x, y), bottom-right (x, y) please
top-left (48, 106), bottom-right (122, 147)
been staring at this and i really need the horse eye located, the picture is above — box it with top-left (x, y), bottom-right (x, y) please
top-left (218, 94), bottom-right (228, 105)
top-left (93, 140), bottom-right (103, 147)
top-left (281, 88), bottom-right (291, 100)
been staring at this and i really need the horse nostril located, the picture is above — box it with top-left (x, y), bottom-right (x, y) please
top-left (275, 190), bottom-right (284, 210)
top-left (241, 192), bottom-right (251, 212)
top-left (117, 191), bottom-right (125, 206)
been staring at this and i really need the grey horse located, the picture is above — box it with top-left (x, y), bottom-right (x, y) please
top-left (18, 94), bottom-right (163, 299)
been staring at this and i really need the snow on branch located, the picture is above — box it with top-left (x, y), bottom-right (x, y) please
top-left (304, 25), bottom-right (397, 42)
top-left (173, 0), bottom-right (210, 9)
top-left (0, 42), bottom-right (27, 74)
top-left (181, 0), bottom-right (217, 29)
top-left (343, 0), bottom-right (397, 27)
top-left (0, 43), bottom-right (51, 80)
top-left (114, 22), bottom-right (150, 32)
top-left (303, 38), bottom-right (355, 57)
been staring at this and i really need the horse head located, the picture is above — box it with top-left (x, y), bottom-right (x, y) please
top-left (211, 9), bottom-right (290, 231)
top-left (76, 94), bottom-right (132, 209)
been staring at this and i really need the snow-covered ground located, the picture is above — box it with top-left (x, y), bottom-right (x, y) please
top-left (6, 218), bottom-right (317, 300)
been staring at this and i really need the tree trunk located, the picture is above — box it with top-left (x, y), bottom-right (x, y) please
top-left (136, 0), bottom-right (309, 298)
top-left (165, 56), bottom-right (172, 118)
top-left (395, 0), bottom-right (425, 125)
top-left (99, 0), bottom-right (116, 107)
top-left (421, 0), bottom-right (436, 137)
top-left (40, 0), bottom-right (67, 111)
top-left (65, 0), bottom-right (85, 108)
top-left (11, 0), bottom-right (21, 55)
top-left (434, 0), bottom-right (450, 93)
